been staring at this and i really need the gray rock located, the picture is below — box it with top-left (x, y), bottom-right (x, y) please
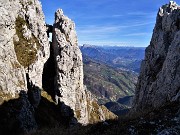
top-left (0, 90), bottom-right (37, 134)
top-left (17, 91), bottom-right (37, 133)
top-left (52, 9), bottom-right (89, 124)
top-left (0, 0), bottom-right (116, 128)
top-left (157, 128), bottom-right (180, 135)
top-left (52, 9), bottom-right (117, 124)
top-left (0, 0), bottom-right (49, 133)
top-left (0, 0), bottom-right (49, 97)
top-left (132, 1), bottom-right (180, 112)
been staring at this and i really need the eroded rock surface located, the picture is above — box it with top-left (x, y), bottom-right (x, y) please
top-left (0, 0), bottom-right (49, 100)
top-left (52, 9), bottom-right (117, 124)
top-left (0, 1), bottom-right (116, 133)
top-left (133, 1), bottom-right (180, 112)
top-left (0, 0), bottom-right (49, 133)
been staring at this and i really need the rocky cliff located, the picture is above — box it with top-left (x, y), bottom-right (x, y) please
top-left (0, 0), bottom-right (116, 133)
top-left (50, 9), bottom-right (116, 124)
top-left (0, 0), bottom-right (49, 102)
top-left (0, 0), bottom-right (49, 133)
top-left (133, 1), bottom-right (180, 113)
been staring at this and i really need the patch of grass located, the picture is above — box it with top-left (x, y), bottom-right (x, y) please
top-left (101, 105), bottom-right (117, 120)
top-left (13, 16), bottom-right (40, 67)
top-left (17, 80), bottom-right (25, 88)
top-left (75, 110), bottom-right (81, 120)
top-left (0, 91), bottom-right (19, 105)
top-left (86, 99), bottom-right (117, 124)
top-left (87, 100), bottom-right (101, 124)
top-left (41, 90), bottom-right (55, 103)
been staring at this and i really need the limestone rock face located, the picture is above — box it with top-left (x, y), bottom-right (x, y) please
top-left (0, 0), bottom-right (116, 130)
top-left (52, 9), bottom-right (117, 124)
top-left (52, 9), bottom-right (88, 124)
top-left (0, 0), bottom-right (49, 133)
top-left (0, 0), bottom-right (49, 100)
top-left (133, 1), bottom-right (180, 112)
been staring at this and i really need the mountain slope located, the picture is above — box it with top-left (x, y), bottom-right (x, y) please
top-left (83, 55), bottom-right (137, 104)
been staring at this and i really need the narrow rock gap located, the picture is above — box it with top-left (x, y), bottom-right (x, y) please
top-left (46, 24), bottom-right (53, 42)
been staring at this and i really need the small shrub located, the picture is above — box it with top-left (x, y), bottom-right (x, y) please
top-left (41, 90), bottom-right (55, 103)
top-left (28, 1), bottom-right (33, 5)
top-left (0, 91), bottom-right (19, 105)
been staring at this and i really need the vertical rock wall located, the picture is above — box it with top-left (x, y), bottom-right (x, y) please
top-left (0, 0), bottom-right (49, 133)
top-left (133, 1), bottom-right (180, 112)
top-left (52, 9), bottom-right (89, 124)
top-left (52, 9), bottom-right (117, 124)
top-left (0, 0), bottom-right (49, 101)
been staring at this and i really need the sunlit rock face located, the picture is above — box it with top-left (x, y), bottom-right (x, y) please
top-left (52, 9), bottom-right (89, 124)
top-left (0, 0), bottom-right (49, 100)
top-left (52, 9), bottom-right (117, 124)
top-left (133, 1), bottom-right (180, 112)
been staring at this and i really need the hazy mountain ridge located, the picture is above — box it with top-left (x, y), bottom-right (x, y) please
top-left (80, 45), bottom-right (145, 72)
top-left (81, 45), bottom-right (142, 115)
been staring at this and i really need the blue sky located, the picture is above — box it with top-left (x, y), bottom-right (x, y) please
top-left (40, 0), bottom-right (172, 47)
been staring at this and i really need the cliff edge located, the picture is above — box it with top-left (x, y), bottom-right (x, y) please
top-left (133, 1), bottom-right (180, 113)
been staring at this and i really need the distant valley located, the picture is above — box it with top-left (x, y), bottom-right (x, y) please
top-left (80, 45), bottom-right (145, 73)
top-left (81, 45), bottom-right (145, 115)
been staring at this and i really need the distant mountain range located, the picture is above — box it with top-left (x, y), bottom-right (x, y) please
top-left (81, 45), bottom-right (145, 115)
top-left (80, 45), bottom-right (145, 73)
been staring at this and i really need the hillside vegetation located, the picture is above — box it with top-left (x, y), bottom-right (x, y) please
top-left (83, 55), bottom-right (137, 104)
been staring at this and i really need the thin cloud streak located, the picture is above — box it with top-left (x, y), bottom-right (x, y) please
top-left (77, 21), bottom-right (155, 34)
top-left (122, 32), bottom-right (151, 37)
top-left (77, 26), bottom-right (120, 34)
top-left (127, 11), bottom-right (156, 16)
